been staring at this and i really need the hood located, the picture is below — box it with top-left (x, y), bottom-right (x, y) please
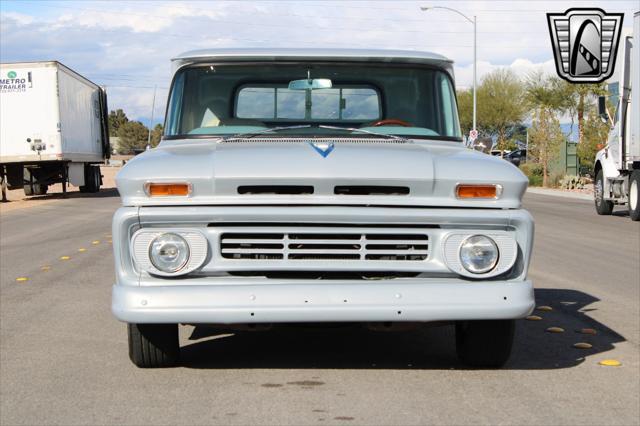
top-left (116, 138), bottom-right (528, 209)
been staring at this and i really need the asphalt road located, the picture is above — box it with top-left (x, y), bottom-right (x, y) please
top-left (1, 191), bottom-right (638, 425)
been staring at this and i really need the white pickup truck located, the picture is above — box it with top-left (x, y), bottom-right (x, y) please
top-left (112, 48), bottom-right (535, 368)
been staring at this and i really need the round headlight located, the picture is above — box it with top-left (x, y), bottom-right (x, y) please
top-left (459, 235), bottom-right (499, 274)
top-left (149, 233), bottom-right (190, 273)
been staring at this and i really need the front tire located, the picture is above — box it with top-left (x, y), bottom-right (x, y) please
top-left (127, 323), bottom-right (179, 368)
top-left (595, 170), bottom-right (614, 215)
top-left (456, 320), bottom-right (515, 368)
top-left (629, 171), bottom-right (640, 221)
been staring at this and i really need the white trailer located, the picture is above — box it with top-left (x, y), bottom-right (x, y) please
top-left (0, 61), bottom-right (109, 198)
top-left (595, 11), bottom-right (640, 220)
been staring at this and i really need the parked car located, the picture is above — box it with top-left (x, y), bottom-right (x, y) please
top-left (111, 48), bottom-right (535, 368)
top-left (504, 149), bottom-right (527, 166)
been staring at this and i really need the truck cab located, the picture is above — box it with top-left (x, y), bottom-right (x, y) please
top-left (594, 11), bottom-right (640, 220)
top-left (112, 48), bottom-right (535, 368)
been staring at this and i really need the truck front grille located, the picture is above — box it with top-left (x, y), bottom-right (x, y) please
top-left (220, 231), bottom-right (429, 261)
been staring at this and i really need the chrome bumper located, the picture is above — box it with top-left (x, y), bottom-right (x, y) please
top-left (112, 278), bottom-right (534, 324)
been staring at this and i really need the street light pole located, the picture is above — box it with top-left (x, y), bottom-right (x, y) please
top-left (420, 6), bottom-right (477, 134)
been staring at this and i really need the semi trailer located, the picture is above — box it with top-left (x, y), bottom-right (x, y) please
top-left (0, 61), bottom-right (109, 199)
top-left (594, 11), bottom-right (640, 220)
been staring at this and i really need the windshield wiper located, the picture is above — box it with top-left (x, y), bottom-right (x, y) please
top-left (317, 125), bottom-right (409, 142)
top-left (221, 125), bottom-right (312, 141)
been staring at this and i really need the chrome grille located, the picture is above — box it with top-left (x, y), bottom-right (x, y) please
top-left (220, 231), bottom-right (429, 261)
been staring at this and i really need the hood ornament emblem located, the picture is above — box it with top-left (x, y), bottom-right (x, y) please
top-left (308, 141), bottom-right (335, 158)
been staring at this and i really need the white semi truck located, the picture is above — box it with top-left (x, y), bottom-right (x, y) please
top-left (594, 11), bottom-right (640, 221)
top-left (0, 61), bottom-right (109, 199)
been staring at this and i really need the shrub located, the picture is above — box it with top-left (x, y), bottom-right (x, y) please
top-left (519, 163), bottom-right (544, 186)
top-left (558, 175), bottom-right (590, 190)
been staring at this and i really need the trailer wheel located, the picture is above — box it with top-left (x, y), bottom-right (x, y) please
top-left (629, 171), bottom-right (640, 221)
top-left (594, 170), bottom-right (614, 215)
top-left (23, 183), bottom-right (47, 196)
top-left (456, 320), bottom-right (515, 368)
top-left (79, 165), bottom-right (101, 193)
top-left (128, 323), bottom-right (179, 368)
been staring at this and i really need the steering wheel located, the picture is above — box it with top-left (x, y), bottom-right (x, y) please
top-left (370, 119), bottom-right (412, 127)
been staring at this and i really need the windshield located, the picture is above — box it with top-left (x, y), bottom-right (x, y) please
top-left (165, 63), bottom-right (462, 141)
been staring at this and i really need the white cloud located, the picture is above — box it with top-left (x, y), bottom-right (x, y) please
top-left (1, 0), bottom-right (637, 123)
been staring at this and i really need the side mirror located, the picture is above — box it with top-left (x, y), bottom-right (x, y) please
top-left (597, 96), bottom-right (608, 122)
top-left (288, 78), bottom-right (332, 90)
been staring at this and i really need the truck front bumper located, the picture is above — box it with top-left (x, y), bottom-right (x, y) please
top-left (112, 278), bottom-right (534, 324)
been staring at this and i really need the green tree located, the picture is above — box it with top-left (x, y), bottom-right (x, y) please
top-left (562, 82), bottom-right (607, 145)
top-left (476, 69), bottom-right (527, 150)
top-left (578, 108), bottom-right (609, 168)
top-left (456, 89), bottom-right (473, 137)
top-left (108, 109), bottom-right (129, 135)
top-left (150, 123), bottom-right (164, 147)
top-left (117, 121), bottom-right (149, 154)
top-left (525, 73), bottom-right (570, 187)
top-left (528, 108), bottom-right (564, 187)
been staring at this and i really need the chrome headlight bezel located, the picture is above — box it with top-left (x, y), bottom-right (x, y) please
top-left (130, 229), bottom-right (208, 277)
top-left (442, 231), bottom-right (518, 278)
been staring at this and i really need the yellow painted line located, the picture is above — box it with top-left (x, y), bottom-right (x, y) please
top-left (525, 315), bottom-right (542, 321)
top-left (536, 305), bottom-right (553, 312)
top-left (60, 256), bottom-right (71, 261)
top-left (573, 342), bottom-right (593, 349)
top-left (41, 265), bottom-right (51, 271)
top-left (16, 277), bottom-right (29, 283)
top-left (78, 248), bottom-right (87, 252)
top-left (578, 328), bottom-right (597, 335)
top-left (107, 239), bottom-right (113, 243)
top-left (598, 359), bottom-right (621, 367)
top-left (92, 240), bottom-right (100, 245)
top-left (546, 327), bottom-right (565, 333)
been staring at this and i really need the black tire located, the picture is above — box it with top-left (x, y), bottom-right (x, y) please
top-left (629, 171), bottom-right (640, 221)
top-left (127, 323), bottom-right (179, 368)
top-left (594, 170), bottom-right (614, 215)
top-left (34, 184), bottom-right (48, 195)
top-left (23, 184), bottom-right (33, 196)
top-left (79, 165), bottom-right (100, 193)
top-left (456, 320), bottom-right (515, 368)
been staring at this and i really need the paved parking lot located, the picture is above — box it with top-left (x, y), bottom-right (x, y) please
top-left (0, 191), bottom-right (638, 425)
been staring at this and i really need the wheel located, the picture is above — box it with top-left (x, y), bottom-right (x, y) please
top-left (79, 165), bottom-right (101, 193)
top-left (456, 320), bottom-right (515, 368)
top-left (594, 170), bottom-right (614, 215)
top-left (127, 323), bottom-right (179, 368)
top-left (34, 184), bottom-right (48, 195)
top-left (629, 171), bottom-right (640, 221)
top-left (23, 184), bottom-right (33, 196)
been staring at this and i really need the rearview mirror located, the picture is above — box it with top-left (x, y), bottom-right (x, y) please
top-left (288, 78), bottom-right (332, 90)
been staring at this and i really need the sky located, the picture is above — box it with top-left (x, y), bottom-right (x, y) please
top-left (1, 0), bottom-right (638, 126)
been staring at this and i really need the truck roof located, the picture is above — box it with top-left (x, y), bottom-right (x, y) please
top-left (172, 48), bottom-right (454, 71)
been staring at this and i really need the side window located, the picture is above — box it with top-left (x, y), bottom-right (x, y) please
top-left (166, 72), bottom-right (185, 135)
top-left (437, 74), bottom-right (461, 137)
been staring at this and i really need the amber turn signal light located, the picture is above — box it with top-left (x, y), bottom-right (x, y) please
top-left (456, 184), bottom-right (501, 199)
top-left (145, 183), bottom-right (191, 197)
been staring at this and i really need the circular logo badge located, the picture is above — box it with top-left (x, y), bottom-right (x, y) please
top-left (7, 71), bottom-right (17, 79)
